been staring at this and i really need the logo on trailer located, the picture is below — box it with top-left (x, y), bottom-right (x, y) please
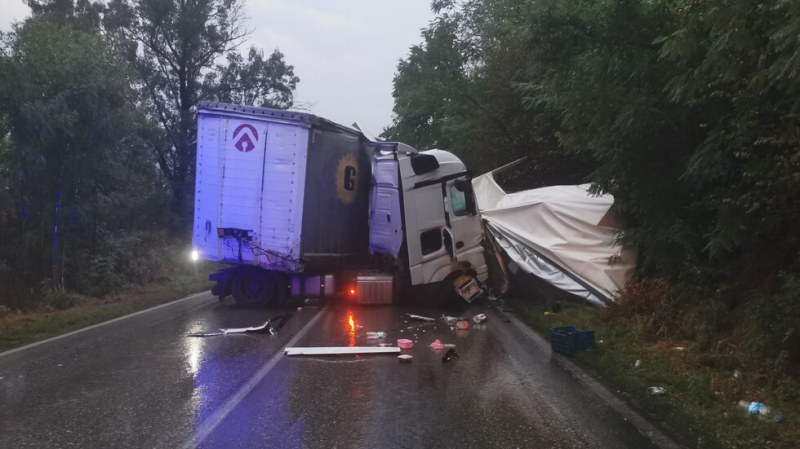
top-left (232, 124), bottom-right (258, 152)
top-left (336, 153), bottom-right (359, 205)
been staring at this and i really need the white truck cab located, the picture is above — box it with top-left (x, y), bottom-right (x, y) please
top-left (369, 143), bottom-right (488, 301)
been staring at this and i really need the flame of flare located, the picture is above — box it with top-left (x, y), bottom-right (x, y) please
top-left (348, 314), bottom-right (355, 333)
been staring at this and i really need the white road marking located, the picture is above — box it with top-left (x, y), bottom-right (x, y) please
top-left (180, 307), bottom-right (327, 449)
top-left (0, 291), bottom-right (214, 358)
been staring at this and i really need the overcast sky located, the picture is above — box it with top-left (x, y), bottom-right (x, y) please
top-left (0, 0), bottom-right (435, 134)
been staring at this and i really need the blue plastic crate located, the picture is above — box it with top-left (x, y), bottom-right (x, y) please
top-left (549, 325), bottom-right (596, 356)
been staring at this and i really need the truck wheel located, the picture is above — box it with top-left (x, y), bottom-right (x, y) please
top-left (231, 268), bottom-right (277, 306)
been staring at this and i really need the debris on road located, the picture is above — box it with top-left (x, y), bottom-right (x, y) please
top-left (407, 313), bottom-right (436, 322)
top-left (472, 313), bottom-right (487, 324)
top-left (634, 359), bottom-right (641, 368)
top-left (440, 315), bottom-right (459, 325)
top-left (456, 319), bottom-right (470, 330)
top-left (647, 387), bottom-right (666, 395)
top-left (429, 339), bottom-right (446, 350)
top-left (366, 331), bottom-right (386, 339)
top-left (398, 354), bottom-right (413, 362)
top-left (442, 348), bottom-right (460, 363)
top-left (284, 346), bottom-right (401, 356)
top-left (188, 314), bottom-right (292, 337)
top-left (397, 339), bottom-right (414, 349)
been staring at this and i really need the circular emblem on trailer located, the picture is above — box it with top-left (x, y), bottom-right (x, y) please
top-left (232, 124), bottom-right (258, 152)
top-left (336, 153), bottom-right (358, 205)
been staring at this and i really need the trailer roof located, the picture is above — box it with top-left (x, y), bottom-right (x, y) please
top-left (197, 101), bottom-right (361, 136)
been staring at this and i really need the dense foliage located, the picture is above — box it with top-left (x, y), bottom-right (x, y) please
top-left (388, 0), bottom-right (799, 371)
top-left (0, 0), bottom-right (298, 307)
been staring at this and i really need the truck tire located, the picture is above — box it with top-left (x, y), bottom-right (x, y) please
top-left (231, 268), bottom-right (278, 306)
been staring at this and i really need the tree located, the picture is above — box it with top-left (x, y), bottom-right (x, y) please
top-left (106, 0), bottom-right (299, 226)
top-left (0, 18), bottom-right (163, 301)
top-left (203, 46), bottom-right (298, 109)
top-left (385, 0), bottom-right (589, 186)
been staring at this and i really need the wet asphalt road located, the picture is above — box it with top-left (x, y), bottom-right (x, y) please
top-left (0, 292), bottom-right (662, 449)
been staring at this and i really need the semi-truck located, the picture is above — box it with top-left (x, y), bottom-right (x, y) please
top-left (191, 102), bottom-right (489, 306)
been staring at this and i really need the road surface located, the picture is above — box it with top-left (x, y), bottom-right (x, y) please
top-left (0, 292), bottom-right (671, 448)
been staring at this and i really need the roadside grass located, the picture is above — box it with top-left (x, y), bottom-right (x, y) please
top-left (0, 266), bottom-right (213, 352)
top-left (507, 297), bottom-right (798, 449)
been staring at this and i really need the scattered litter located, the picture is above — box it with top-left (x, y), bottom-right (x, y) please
top-left (397, 339), bottom-right (414, 349)
top-left (732, 369), bottom-right (741, 379)
top-left (188, 314), bottom-right (292, 337)
top-left (543, 311), bottom-right (553, 316)
top-left (398, 354), bottom-right (413, 362)
top-left (442, 348), bottom-right (459, 363)
top-left (737, 400), bottom-right (782, 421)
top-left (407, 313), bottom-right (436, 322)
top-left (297, 307), bottom-right (303, 311)
top-left (648, 387), bottom-right (666, 395)
top-left (456, 319), bottom-right (470, 330)
top-left (284, 346), bottom-right (400, 356)
top-left (443, 343), bottom-right (456, 348)
top-left (634, 359), bottom-right (641, 368)
top-left (673, 346), bottom-right (687, 351)
top-left (440, 315), bottom-right (458, 325)
top-left (366, 331), bottom-right (386, 339)
top-left (429, 339), bottom-right (446, 350)
top-left (472, 313), bottom-right (487, 324)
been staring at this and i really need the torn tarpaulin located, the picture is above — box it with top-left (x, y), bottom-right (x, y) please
top-left (188, 314), bottom-right (292, 337)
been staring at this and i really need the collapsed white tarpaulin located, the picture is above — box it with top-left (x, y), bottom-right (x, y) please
top-left (473, 173), bottom-right (636, 306)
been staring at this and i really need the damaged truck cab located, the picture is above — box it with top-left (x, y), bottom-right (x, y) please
top-left (192, 102), bottom-right (487, 306)
top-left (369, 144), bottom-right (487, 301)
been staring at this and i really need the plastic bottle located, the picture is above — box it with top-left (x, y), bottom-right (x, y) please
top-left (739, 401), bottom-right (783, 422)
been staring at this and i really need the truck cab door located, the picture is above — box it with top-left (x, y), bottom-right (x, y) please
top-left (444, 177), bottom-right (486, 273)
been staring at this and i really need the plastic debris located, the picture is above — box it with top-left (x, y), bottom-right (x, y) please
top-left (188, 314), bottom-right (292, 337)
top-left (429, 339), bottom-right (446, 350)
top-left (456, 319), bottom-right (470, 330)
top-left (397, 339), bottom-right (414, 349)
top-left (366, 331), bottom-right (386, 339)
top-left (472, 313), bottom-right (487, 324)
top-left (732, 369), bottom-right (741, 379)
top-left (634, 359), bottom-right (641, 368)
top-left (284, 346), bottom-right (400, 356)
top-left (442, 348), bottom-right (459, 363)
top-left (738, 401), bottom-right (782, 421)
top-left (407, 313), bottom-right (436, 322)
top-left (440, 315), bottom-right (459, 325)
top-left (673, 346), bottom-right (687, 351)
top-left (398, 354), bottom-right (413, 362)
top-left (648, 387), bottom-right (666, 395)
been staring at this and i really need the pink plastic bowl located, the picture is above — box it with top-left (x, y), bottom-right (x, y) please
top-left (397, 339), bottom-right (413, 349)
